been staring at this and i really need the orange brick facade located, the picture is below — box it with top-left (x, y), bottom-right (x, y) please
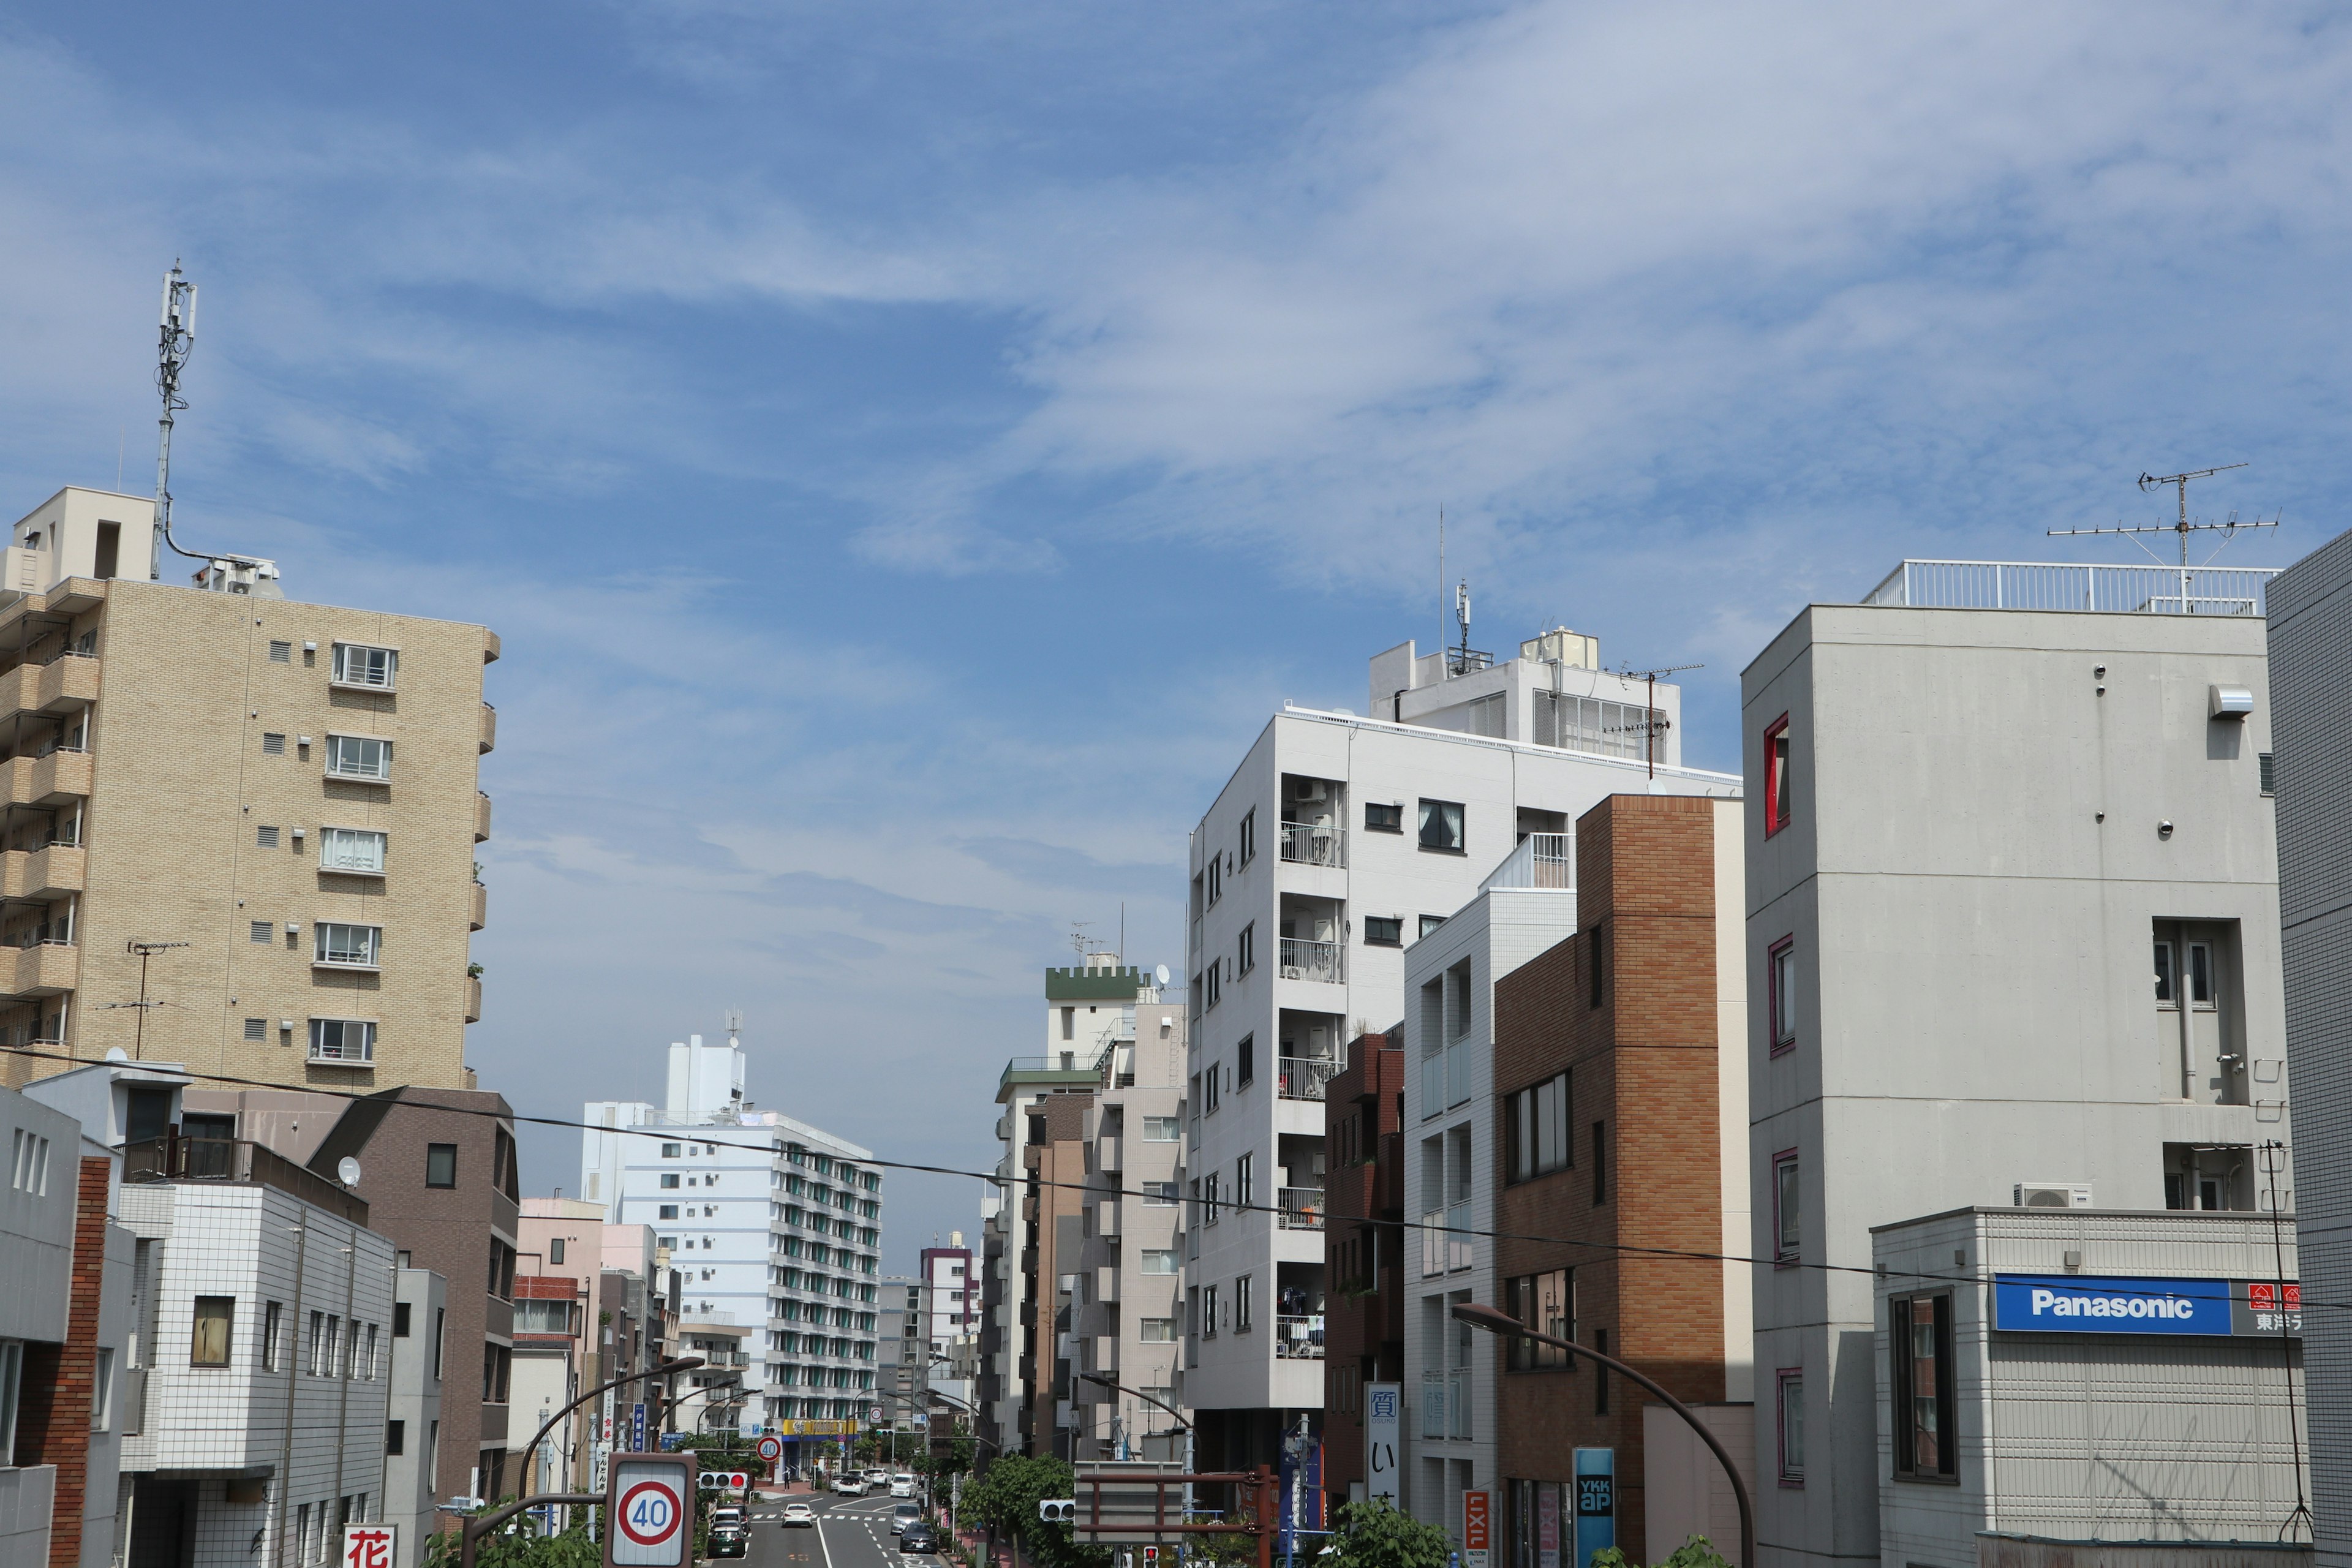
top-left (1322, 1029), bottom-right (1404, 1507)
top-left (1493, 795), bottom-right (1730, 1568)
top-left (15, 1155), bottom-right (111, 1568)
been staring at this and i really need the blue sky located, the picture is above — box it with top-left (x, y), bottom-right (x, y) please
top-left (4, 1), bottom-right (2350, 1265)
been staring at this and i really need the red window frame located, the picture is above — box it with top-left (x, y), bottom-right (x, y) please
top-left (1763, 714), bottom-right (1792, 835)
top-left (1768, 936), bottom-right (1796, 1055)
top-left (1776, 1366), bottom-right (1805, 1485)
top-left (1771, 1147), bottom-right (1800, 1264)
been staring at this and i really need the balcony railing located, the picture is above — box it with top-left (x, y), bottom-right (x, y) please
top-left (1278, 938), bottom-right (1343, 985)
top-left (1863, 559), bottom-right (2280, 616)
top-left (1481, 831), bottom-right (1574, 892)
top-left (123, 1135), bottom-right (369, 1224)
top-left (1276, 1186), bottom-right (1325, 1231)
top-left (1279, 1056), bottom-right (1344, 1101)
top-left (1278, 822), bottom-right (1346, 869)
top-left (1274, 1314), bottom-right (1324, 1360)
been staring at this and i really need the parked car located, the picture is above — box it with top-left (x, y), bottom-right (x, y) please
top-left (890, 1474), bottom-right (918, 1498)
top-left (834, 1475), bottom-right (867, 1496)
top-left (782, 1502), bottom-right (818, 1528)
top-left (891, 1503), bottom-right (923, 1534)
top-left (900, 1523), bottom-right (941, 1555)
top-left (710, 1525), bottom-right (750, 1559)
top-left (712, 1506), bottom-right (747, 1528)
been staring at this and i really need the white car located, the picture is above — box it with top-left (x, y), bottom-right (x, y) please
top-left (890, 1476), bottom-right (918, 1499)
top-left (782, 1502), bottom-right (817, 1529)
top-left (833, 1476), bottom-right (867, 1497)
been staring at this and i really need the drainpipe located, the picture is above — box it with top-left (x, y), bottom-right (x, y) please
top-left (331, 1218), bottom-right (358, 1533)
top-left (275, 1215), bottom-right (311, 1567)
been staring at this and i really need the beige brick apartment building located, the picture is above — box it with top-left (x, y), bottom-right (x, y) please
top-left (0, 486), bottom-right (497, 1093)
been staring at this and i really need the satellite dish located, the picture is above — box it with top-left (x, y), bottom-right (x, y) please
top-left (104, 1046), bottom-right (129, 1063)
top-left (337, 1156), bottom-right (363, 1187)
top-left (1155, 965), bottom-right (1170, 986)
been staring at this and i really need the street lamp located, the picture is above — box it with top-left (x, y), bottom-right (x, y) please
top-left (1075, 1370), bottom-right (1196, 1553)
top-left (1449, 1302), bottom-right (1752, 1568)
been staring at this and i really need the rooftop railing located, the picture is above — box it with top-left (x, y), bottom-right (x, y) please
top-left (123, 1134), bottom-right (369, 1224)
top-left (1864, 559), bottom-right (2280, 616)
top-left (1481, 831), bottom-right (1573, 892)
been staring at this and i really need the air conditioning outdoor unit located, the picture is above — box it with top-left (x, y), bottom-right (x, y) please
top-left (1295, 780), bottom-right (1329, 804)
top-left (2014, 1182), bottom-right (2094, 1209)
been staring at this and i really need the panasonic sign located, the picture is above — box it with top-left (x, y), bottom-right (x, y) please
top-left (1991, 1275), bottom-right (2297, 1337)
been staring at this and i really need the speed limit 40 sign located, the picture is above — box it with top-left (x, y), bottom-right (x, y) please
top-left (606, 1453), bottom-right (697, 1568)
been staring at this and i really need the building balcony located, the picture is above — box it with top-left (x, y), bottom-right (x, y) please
top-left (1278, 1056), bottom-right (1344, 1102)
top-left (0, 938), bottom-right (76, 997)
top-left (0, 651), bottom-right (99, 726)
top-left (0, 842), bottom-right (82, 902)
top-left (1273, 1314), bottom-right (1325, 1360)
top-left (475, 790), bottom-right (492, 843)
top-left (1276, 1186), bottom-right (1325, 1231)
top-left (123, 1134), bottom-right (369, 1224)
top-left (1480, 831), bottom-right (1574, 892)
top-left (480, 701), bottom-right (497, 755)
top-left (1278, 821), bottom-right (1346, 869)
top-left (0, 748), bottom-right (91, 809)
top-left (471, 881), bottom-right (487, 931)
top-left (466, 974), bottom-right (483, 1022)
top-left (1278, 938), bottom-right (1344, 986)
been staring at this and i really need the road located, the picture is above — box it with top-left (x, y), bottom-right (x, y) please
top-left (726, 1491), bottom-right (939, 1568)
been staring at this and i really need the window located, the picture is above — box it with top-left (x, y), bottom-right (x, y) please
top-left (1240, 809), bottom-right (1257, 866)
top-left (314, 922), bottom-right (381, 968)
top-left (393, 1303), bottom-right (410, 1338)
top-left (308, 1019), bottom-right (376, 1063)
top-left (257, 825), bottom-right (281, 848)
top-left (270, 639), bottom-right (292, 663)
top-left (387, 1419), bottom-right (405, 1455)
top-left (1764, 715), bottom-right (1792, 835)
top-left (1140, 1317), bottom-right (1176, 1343)
top-left (1466, 692), bottom-right (1505, 737)
top-left (1506, 1072), bottom-right (1570, 1182)
top-left (660, 1172), bottom-right (680, 1189)
top-left (1142, 1249), bottom-right (1179, 1274)
top-left (364, 1323), bottom-right (379, 1379)
top-left (8, 1132), bottom-right (48, 1196)
top-left (1142, 1182), bottom-right (1177, 1207)
top-left (0, 1341), bottom-right (17, 1460)
top-left (1060, 1006), bottom-right (1075, 1041)
top-left (1776, 1370), bottom-right (1805, 1483)
top-left (263, 1302), bottom-right (284, 1371)
top-left (549, 1238), bottom-right (565, 1265)
top-left (192, 1296), bottom-right (234, 1365)
top-left (320, 827), bottom-right (386, 873)
top-left (1891, 1294), bottom-right (1956, 1480)
top-left (1205, 962), bottom-right (1221, 1011)
top-left (296, 1506), bottom-right (311, 1564)
top-left (325, 733), bottom-right (391, 780)
top-left (1592, 1121), bottom-right (1608, 1204)
top-left (1142, 1116), bottom-right (1180, 1142)
top-left (332, 643), bottom-right (398, 688)
top-left (1238, 923), bottom-right (1256, 977)
top-left (1773, 1150), bottom-right (1800, 1260)
top-left (1366, 802), bottom-right (1403, 834)
top-left (1418, 799), bottom-right (1464, 853)
top-left (662, 1143), bottom-right (682, 1158)
top-left (2154, 940), bottom-right (2176, 1003)
top-left (424, 1144), bottom-right (458, 1188)
top-left (1419, 914), bottom-right (1447, 940)
top-left (1769, 938), bottom-right (1796, 1052)
top-left (244, 1017), bottom-right (267, 1041)
top-left (1234, 1274), bottom-right (1254, 1333)
top-left (1237, 1033), bottom-right (1255, 1087)
top-left (1364, 915), bottom-right (1403, 947)
top-left (262, 733), bottom-right (287, 756)
top-left (92, 1344), bottom-right (114, 1430)
top-left (1237, 1152), bottom-right (1255, 1208)
top-left (1504, 1271), bottom-right (1573, 1370)
top-left (2261, 750), bottom-right (2276, 796)
top-left (1206, 853), bottom-right (1222, 907)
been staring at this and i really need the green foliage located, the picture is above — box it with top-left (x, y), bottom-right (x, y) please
top-left (919, 1437), bottom-right (979, 1478)
top-left (1322, 1498), bottom-right (1453, 1568)
top-left (1590, 1538), bottom-right (1733, 1568)
top-left (962, 1455), bottom-right (1110, 1568)
top-left (421, 1512), bottom-right (601, 1568)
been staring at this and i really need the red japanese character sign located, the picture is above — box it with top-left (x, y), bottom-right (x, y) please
top-left (342, 1524), bottom-right (398, 1568)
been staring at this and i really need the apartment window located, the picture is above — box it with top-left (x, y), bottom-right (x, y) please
top-left (1060, 1006), bottom-right (1075, 1042)
top-left (324, 733), bottom-right (391, 780)
top-left (1200, 1284), bottom-right (1220, 1340)
top-left (1207, 853), bottom-right (1222, 907)
top-left (270, 639), bottom-right (292, 663)
top-left (1777, 1370), bottom-right (1805, 1483)
top-left (1142, 1249), bottom-right (1179, 1274)
top-left (1142, 1115), bottom-right (1180, 1142)
top-left (332, 642), bottom-right (398, 688)
top-left (1466, 692), bottom-right (1505, 737)
top-left (1419, 914), bottom-right (1447, 939)
top-left (263, 1302), bottom-right (284, 1371)
top-left (314, 922), bottom-right (381, 968)
top-left (1591, 1121), bottom-right (1608, 1205)
top-left (1234, 1274), bottom-right (1254, 1334)
top-left (308, 1019), bottom-right (376, 1064)
top-left (1238, 923), bottom-right (1256, 977)
top-left (1891, 1294), bottom-right (1957, 1481)
top-left (1504, 1270), bottom-right (1572, 1370)
top-left (244, 1017), bottom-right (267, 1041)
top-left (296, 1506), bottom-right (311, 1564)
top-left (1237, 1033), bottom-right (1256, 1087)
top-left (257, 825), bottom-right (281, 848)
top-left (660, 1172), bottom-right (681, 1189)
top-left (1506, 1072), bottom-right (1570, 1183)
top-left (387, 1419), bottom-right (405, 1455)
top-left (1237, 1152), bottom-right (1255, 1209)
top-left (1205, 963), bottom-right (1221, 1012)
top-left (1773, 1150), bottom-right (1800, 1261)
top-left (1418, 799), bottom-right (1465, 853)
top-left (1140, 1317), bottom-right (1176, 1343)
top-left (1764, 715), bottom-right (1792, 835)
top-left (1769, 937), bottom-right (1796, 1053)
top-left (262, 733), bottom-right (287, 756)
top-left (1142, 1181), bottom-right (1177, 1207)
top-left (1366, 801), bottom-right (1403, 834)
top-left (0, 1341), bottom-right (18, 1458)
top-left (363, 1323), bottom-right (379, 1379)
top-left (1240, 809), bottom-right (1257, 867)
top-left (1362, 914), bottom-right (1404, 948)
top-left (424, 1144), bottom-right (458, 1188)
top-left (662, 1142), bottom-right (682, 1157)
top-left (393, 1303), bottom-right (410, 1338)
top-left (251, 921), bottom-right (272, 944)
top-left (2261, 751), bottom-right (2276, 796)
top-left (192, 1296), bottom-right (235, 1366)
top-left (320, 827), bottom-right (386, 874)
top-left (92, 1344), bottom-right (114, 1430)
top-left (549, 1238), bottom-right (565, 1265)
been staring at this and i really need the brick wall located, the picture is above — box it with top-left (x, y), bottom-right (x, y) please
top-left (12, 1156), bottom-right (111, 1568)
top-left (1493, 795), bottom-right (1728, 1566)
top-left (1324, 1030), bottom-right (1406, 1504)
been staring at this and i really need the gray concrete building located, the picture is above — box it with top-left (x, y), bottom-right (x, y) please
top-left (1745, 559), bottom-right (2290, 1568)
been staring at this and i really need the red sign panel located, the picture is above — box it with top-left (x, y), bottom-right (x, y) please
top-left (1464, 1491), bottom-right (1491, 1551)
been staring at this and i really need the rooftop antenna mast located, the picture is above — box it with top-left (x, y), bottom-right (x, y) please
top-left (2046, 464), bottom-right (2278, 608)
top-left (1454, 579), bottom-right (1474, 675)
top-left (1612, 663), bottom-right (1703, 780)
top-left (152, 263), bottom-right (197, 581)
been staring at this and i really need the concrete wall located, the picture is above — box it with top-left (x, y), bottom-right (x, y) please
top-left (1645, 1404), bottom-right (1757, 1567)
top-left (384, 1267), bottom-right (446, 1564)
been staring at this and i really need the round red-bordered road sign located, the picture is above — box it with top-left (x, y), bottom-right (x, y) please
top-left (758, 1436), bottom-right (783, 1463)
top-left (617, 1479), bottom-right (683, 1547)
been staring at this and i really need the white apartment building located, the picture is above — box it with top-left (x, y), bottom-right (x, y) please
top-left (1746, 560), bottom-right (2289, 1568)
top-left (918, 1238), bottom-right (978, 1412)
top-left (582, 1028), bottom-right (883, 1437)
top-left (1185, 631), bottom-right (1736, 1468)
top-left (383, 1267), bottom-right (445, 1562)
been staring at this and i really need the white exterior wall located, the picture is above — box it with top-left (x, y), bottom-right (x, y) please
top-left (0, 1087), bottom-right (78, 1568)
top-left (1744, 603), bottom-right (2284, 1568)
top-left (118, 1181), bottom-right (395, 1568)
top-left (1398, 888), bottom-right (1578, 1537)
top-left (383, 1268), bottom-right (445, 1567)
top-left (1183, 702), bottom-right (1736, 1433)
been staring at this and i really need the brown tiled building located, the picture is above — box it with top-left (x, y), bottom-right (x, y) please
top-left (1322, 1028), bottom-right (1404, 1513)
top-left (1020, 1091), bottom-right (1092, 1457)
top-left (1492, 795), bottom-right (1751, 1568)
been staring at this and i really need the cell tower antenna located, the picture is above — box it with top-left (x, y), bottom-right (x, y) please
top-left (1610, 662), bottom-right (1703, 780)
top-left (152, 262), bottom-right (197, 581)
top-left (724, 1008), bottom-right (744, 1041)
top-left (2046, 463), bottom-right (2278, 573)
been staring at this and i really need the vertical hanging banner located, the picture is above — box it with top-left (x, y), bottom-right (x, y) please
top-left (1571, 1450), bottom-right (1613, 1568)
top-left (1463, 1491), bottom-right (1491, 1568)
top-left (1537, 1485), bottom-right (1560, 1568)
top-left (1364, 1384), bottom-right (1401, 1503)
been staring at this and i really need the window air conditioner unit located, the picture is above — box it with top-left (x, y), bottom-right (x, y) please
top-left (2015, 1182), bottom-right (2094, 1209)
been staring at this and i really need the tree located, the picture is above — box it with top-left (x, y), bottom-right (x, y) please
top-left (1591, 1540), bottom-right (1733, 1568)
top-left (920, 1437), bottom-right (979, 1479)
top-left (963, 1455), bottom-right (1112, 1568)
top-left (421, 1515), bottom-right (601, 1568)
top-left (1322, 1498), bottom-right (1452, 1568)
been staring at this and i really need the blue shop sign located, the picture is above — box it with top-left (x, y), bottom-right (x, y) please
top-left (1992, 1275), bottom-right (2301, 1336)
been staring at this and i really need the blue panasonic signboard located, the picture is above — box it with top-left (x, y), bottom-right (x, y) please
top-left (1992, 1275), bottom-right (2302, 1336)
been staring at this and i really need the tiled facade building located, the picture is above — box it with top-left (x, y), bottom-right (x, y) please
top-left (1320, 1027), bottom-right (1404, 1512)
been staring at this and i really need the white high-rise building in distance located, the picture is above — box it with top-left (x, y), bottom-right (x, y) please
top-left (1182, 628), bottom-right (1739, 1471)
top-left (583, 1025), bottom-right (885, 1439)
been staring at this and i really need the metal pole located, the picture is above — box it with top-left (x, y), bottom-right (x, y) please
top-left (1452, 1302), bottom-right (1752, 1568)
top-left (458, 1493), bottom-right (603, 1568)
top-left (508, 1355), bottom-right (704, 1520)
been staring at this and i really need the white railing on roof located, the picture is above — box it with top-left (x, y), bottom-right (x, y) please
top-left (1481, 831), bottom-right (1574, 892)
top-left (1864, 560), bottom-right (2280, 616)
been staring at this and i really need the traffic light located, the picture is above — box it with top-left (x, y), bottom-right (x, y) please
top-left (1040, 1500), bottom-right (1077, 1525)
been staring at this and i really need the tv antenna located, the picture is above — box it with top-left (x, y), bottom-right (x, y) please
top-left (1069, 921), bottom-right (1093, 960)
top-left (1613, 663), bottom-right (1703, 779)
top-left (2046, 463), bottom-right (2278, 572)
top-left (102, 939), bottom-right (192, 1059)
